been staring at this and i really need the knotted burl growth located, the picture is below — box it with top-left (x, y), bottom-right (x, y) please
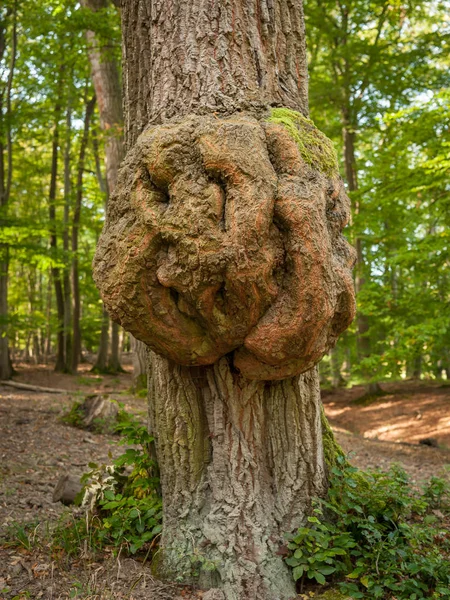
top-left (93, 111), bottom-right (356, 380)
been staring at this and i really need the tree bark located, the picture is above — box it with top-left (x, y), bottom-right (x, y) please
top-left (131, 334), bottom-right (147, 389)
top-left (82, 0), bottom-right (125, 373)
top-left (94, 2), bottom-right (354, 597)
top-left (71, 93), bottom-right (96, 373)
top-left (49, 71), bottom-right (66, 373)
top-left (63, 91), bottom-right (73, 372)
top-left (0, 3), bottom-right (17, 380)
top-left (121, 0), bottom-right (309, 138)
top-left (149, 356), bottom-right (325, 599)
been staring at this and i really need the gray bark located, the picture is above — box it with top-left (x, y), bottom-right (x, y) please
top-left (149, 356), bottom-right (325, 599)
top-left (122, 0), bottom-right (309, 142)
top-left (131, 335), bottom-right (147, 388)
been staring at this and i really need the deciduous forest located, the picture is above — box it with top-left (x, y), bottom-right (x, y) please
top-left (0, 0), bottom-right (449, 599)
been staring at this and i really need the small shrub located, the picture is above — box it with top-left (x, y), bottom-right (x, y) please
top-left (79, 411), bottom-right (162, 555)
top-left (286, 457), bottom-right (450, 599)
top-left (52, 410), bottom-right (162, 559)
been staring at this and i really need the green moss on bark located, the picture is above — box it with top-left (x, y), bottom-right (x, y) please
top-left (267, 108), bottom-right (339, 177)
top-left (320, 404), bottom-right (347, 472)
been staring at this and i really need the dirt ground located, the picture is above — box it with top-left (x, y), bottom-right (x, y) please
top-left (1, 366), bottom-right (449, 599)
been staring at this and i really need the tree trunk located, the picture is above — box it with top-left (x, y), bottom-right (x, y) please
top-left (49, 71), bottom-right (66, 373)
top-left (149, 356), bottom-right (325, 599)
top-left (94, 1), bottom-right (355, 597)
top-left (91, 128), bottom-right (110, 373)
top-left (130, 335), bottom-right (147, 389)
top-left (330, 346), bottom-right (345, 388)
top-left (63, 92), bottom-right (73, 372)
top-left (0, 4), bottom-right (17, 380)
top-left (82, 0), bottom-right (124, 373)
top-left (92, 305), bottom-right (109, 372)
top-left (342, 117), bottom-right (381, 394)
top-left (71, 93), bottom-right (95, 373)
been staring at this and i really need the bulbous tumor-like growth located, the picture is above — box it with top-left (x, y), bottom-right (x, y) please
top-left (93, 112), bottom-right (355, 380)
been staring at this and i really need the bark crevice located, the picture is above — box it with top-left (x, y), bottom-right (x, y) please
top-left (148, 353), bottom-right (326, 599)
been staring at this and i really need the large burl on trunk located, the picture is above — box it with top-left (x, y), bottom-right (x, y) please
top-left (93, 2), bottom-right (355, 598)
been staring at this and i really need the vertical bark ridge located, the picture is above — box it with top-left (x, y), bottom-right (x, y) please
top-left (122, 0), bottom-right (309, 142)
top-left (148, 353), bottom-right (326, 599)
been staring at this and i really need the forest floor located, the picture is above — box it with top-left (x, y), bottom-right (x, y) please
top-left (0, 365), bottom-right (449, 600)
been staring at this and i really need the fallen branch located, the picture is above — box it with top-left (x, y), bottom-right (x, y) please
top-left (0, 380), bottom-right (69, 394)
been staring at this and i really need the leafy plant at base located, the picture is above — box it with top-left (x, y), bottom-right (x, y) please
top-left (285, 457), bottom-right (450, 599)
top-left (57, 410), bottom-right (162, 557)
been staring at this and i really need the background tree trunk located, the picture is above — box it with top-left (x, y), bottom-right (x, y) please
top-left (63, 90), bottom-right (73, 372)
top-left (71, 93), bottom-right (95, 373)
top-left (343, 119), bottom-right (381, 395)
top-left (130, 334), bottom-right (147, 390)
top-left (48, 72), bottom-right (66, 373)
top-left (118, 2), bottom-right (329, 598)
top-left (0, 4), bottom-right (17, 380)
top-left (82, 0), bottom-right (124, 373)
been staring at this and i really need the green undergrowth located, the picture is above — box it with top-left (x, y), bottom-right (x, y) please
top-left (266, 108), bottom-right (339, 177)
top-left (285, 456), bottom-right (450, 599)
top-left (53, 411), bottom-right (162, 558)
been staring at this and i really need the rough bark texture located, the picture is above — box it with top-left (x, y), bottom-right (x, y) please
top-left (122, 0), bottom-right (309, 140)
top-left (131, 334), bottom-right (147, 388)
top-left (149, 355), bottom-right (325, 599)
top-left (92, 1), bottom-right (356, 597)
top-left (94, 113), bottom-right (355, 379)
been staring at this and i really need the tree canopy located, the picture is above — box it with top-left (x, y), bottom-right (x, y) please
top-left (0, 0), bottom-right (449, 385)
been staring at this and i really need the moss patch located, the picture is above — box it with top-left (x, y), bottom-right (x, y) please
top-left (321, 404), bottom-right (348, 472)
top-left (267, 108), bottom-right (339, 177)
top-left (298, 590), bottom-right (349, 600)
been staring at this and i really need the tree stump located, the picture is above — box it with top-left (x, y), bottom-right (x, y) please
top-left (52, 474), bottom-right (82, 505)
top-left (80, 394), bottom-right (119, 428)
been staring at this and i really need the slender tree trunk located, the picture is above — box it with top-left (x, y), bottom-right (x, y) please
top-left (82, 0), bottom-right (124, 373)
top-left (115, 3), bottom-right (332, 598)
top-left (44, 269), bottom-right (53, 360)
top-left (330, 346), bottom-right (345, 388)
top-left (63, 93), bottom-right (73, 372)
top-left (0, 3), bottom-right (17, 380)
top-left (342, 116), bottom-right (381, 394)
top-left (92, 306), bottom-right (109, 372)
top-left (71, 94), bottom-right (95, 373)
top-left (131, 334), bottom-right (147, 389)
top-left (91, 128), bottom-right (110, 372)
top-left (49, 72), bottom-right (67, 373)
